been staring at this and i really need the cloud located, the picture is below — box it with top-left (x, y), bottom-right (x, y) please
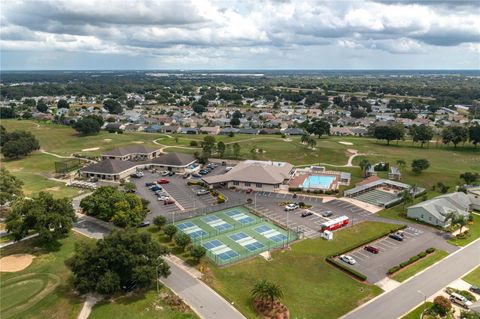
top-left (0, 0), bottom-right (479, 69)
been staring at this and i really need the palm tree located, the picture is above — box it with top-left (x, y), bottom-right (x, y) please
top-left (359, 159), bottom-right (371, 178)
top-left (401, 189), bottom-right (414, 208)
top-left (301, 133), bottom-right (309, 144)
top-left (307, 137), bottom-right (317, 149)
top-left (251, 280), bottom-right (284, 308)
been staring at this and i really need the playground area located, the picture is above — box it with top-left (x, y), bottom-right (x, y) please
top-left (175, 206), bottom-right (297, 265)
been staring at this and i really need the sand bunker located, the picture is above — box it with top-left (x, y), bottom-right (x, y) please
top-left (103, 139), bottom-right (112, 142)
top-left (0, 254), bottom-right (35, 272)
top-left (339, 141), bottom-right (354, 146)
top-left (81, 147), bottom-right (100, 151)
top-left (133, 141), bottom-right (145, 144)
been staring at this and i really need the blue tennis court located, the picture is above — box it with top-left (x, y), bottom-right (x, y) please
top-left (203, 239), bottom-right (239, 261)
top-left (177, 221), bottom-right (208, 239)
top-left (255, 225), bottom-right (288, 243)
top-left (177, 221), bottom-right (195, 230)
top-left (229, 232), bottom-right (265, 252)
top-left (201, 215), bottom-right (233, 232)
top-left (225, 209), bottom-right (255, 224)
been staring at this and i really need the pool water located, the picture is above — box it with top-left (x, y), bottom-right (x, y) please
top-left (302, 175), bottom-right (335, 190)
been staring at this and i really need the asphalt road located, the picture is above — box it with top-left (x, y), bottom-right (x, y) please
top-left (160, 259), bottom-right (245, 319)
top-left (342, 238), bottom-right (480, 319)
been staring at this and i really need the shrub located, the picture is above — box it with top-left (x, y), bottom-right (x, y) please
top-left (190, 140), bottom-right (198, 147)
top-left (432, 296), bottom-right (451, 316)
top-left (388, 266), bottom-right (401, 274)
top-left (417, 251), bottom-right (427, 258)
top-left (457, 290), bottom-right (477, 302)
top-left (426, 247), bottom-right (436, 254)
top-left (408, 255), bottom-right (420, 263)
top-left (326, 257), bottom-right (367, 281)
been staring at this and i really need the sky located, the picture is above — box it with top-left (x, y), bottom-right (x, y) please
top-left (1, 0), bottom-right (479, 70)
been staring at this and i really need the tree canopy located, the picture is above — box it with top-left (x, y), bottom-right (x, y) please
top-left (73, 115), bottom-right (104, 135)
top-left (6, 192), bottom-right (75, 242)
top-left (1, 128), bottom-right (40, 159)
top-left (411, 159), bottom-right (430, 174)
top-left (70, 229), bottom-right (170, 295)
top-left (0, 168), bottom-right (23, 205)
top-left (80, 186), bottom-right (148, 227)
top-left (103, 99), bottom-right (123, 114)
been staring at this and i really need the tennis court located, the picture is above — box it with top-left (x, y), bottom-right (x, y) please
top-left (175, 206), bottom-right (298, 265)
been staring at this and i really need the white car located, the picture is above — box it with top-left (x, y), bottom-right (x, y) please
top-left (157, 196), bottom-right (170, 201)
top-left (162, 171), bottom-right (170, 176)
top-left (284, 203), bottom-right (299, 211)
top-left (339, 255), bottom-right (356, 265)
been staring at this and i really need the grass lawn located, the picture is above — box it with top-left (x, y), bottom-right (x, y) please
top-left (401, 302), bottom-right (433, 319)
top-left (203, 221), bottom-right (400, 319)
top-left (391, 250), bottom-right (449, 282)
top-left (89, 289), bottom-right (198, 319)
top-left (463, 267), bottom-right (480, 286)
top-left (448, 213), bottom-right (480, 246)
top-left (0, 233), bottom-right (91, 319)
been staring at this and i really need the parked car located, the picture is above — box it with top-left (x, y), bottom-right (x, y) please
top-left (137, 221), bottom-right (150, 228)
top-left (150, 186), bottom-right (162, 191)
top-left (164, 199), bottom-right (175, 205)
top-left (157, 195), bottom-right (170, 201)
top-left (301, 212), bottom-right (313, 218)
top-left (469, 286), bottom-right (480, 294)
top-left (154, 190), bottom-right (165, 195)
top-left (162, 171), bottom-right (170, 176)
top-left (130, 173), bottom-right (142, 178)
top-left (389, 232), bottom-right (404, 241)
top-left (192, 173), bottom-right (202, 178)
top-left (246, 188), bottom-right (253, 194)
top-left (284, 203), bottom-right (299, 211)
top-left (157, 179), bottom-right (169, 184)
top-left (339, 255), bottom-right (356, 265)
top-left (364, 245), bottom-right (380, 254)
top-left (196, 189), bottom-right (210, 196)
top-left (321, 211), bottom-right (333, 217)
top-left (450, 292), bottom-right (473, 309)
top-left (183, 174), bottom-right (190, 179)
top-left (145, 182), bottom-right (156, 187)
top-left (168, 171), bottom-right (175, 176)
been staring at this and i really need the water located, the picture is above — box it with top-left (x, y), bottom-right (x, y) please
top-left (302, 175), bottom-right (335, 190)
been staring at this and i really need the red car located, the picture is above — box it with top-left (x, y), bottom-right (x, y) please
top-left (157, 179), bottom-right (170, 184)
top-left (164, 199), bottom-right (175, 205)
top-left (364, 245), bottom-right (380, 254)
top-left (246, 188), bottom-right (253, 194)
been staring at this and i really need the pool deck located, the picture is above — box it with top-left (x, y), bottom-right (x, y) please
top-left (289, 173), bottom-right (339, 190)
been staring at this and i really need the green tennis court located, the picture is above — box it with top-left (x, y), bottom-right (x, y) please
top-left (175, 206), bottom-right (298, 266)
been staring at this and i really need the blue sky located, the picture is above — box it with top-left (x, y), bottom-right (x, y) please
top-left (1, 0), bottom-right (479, 70)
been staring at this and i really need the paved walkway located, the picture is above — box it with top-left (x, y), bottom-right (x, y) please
top-left (77, 294), bottom-right (101, 319)
top-left (160, 259), bottom-right (245, 319)
top-left (342, 238), bottom-right (480, 319)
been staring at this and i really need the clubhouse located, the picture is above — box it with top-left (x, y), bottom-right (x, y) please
top-left (202, 160), bottom-right (294, 192)
top-left (81, 146), bottom-right (197, 181)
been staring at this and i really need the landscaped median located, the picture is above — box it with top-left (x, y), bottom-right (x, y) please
top-left (326, 224), bottom-right (407, 281)
top-left (390, 248), bottom-right (448, 282)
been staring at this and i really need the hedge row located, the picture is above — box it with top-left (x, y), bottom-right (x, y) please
top-left (325, 224), bottom-right (407, 281)
top-left (326, 257), bottom-right (367, 281)
top-left (387, 247), bottom-right (436, 274)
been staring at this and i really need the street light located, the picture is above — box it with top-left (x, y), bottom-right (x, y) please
top-left (417, 290), bottom-right (427, 319)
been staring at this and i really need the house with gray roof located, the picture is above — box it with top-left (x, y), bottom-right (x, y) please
top-left (102, 145), bottom-right (162, 161)
top-left (407, 192), bottom-right (472, 228)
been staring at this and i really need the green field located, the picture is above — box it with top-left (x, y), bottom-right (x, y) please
top-left (204, 221), bottom-right (400, 319)
top-left (0, 233), bottom-right (90, 319)
top-left (463, 267), bottom-right (480, 286)
top-left (391, 250), bottom-right (449, 282)
top-left (401, 302), bottom-right (433, 319)
top-left (89, 289), bottom-right (198, 319)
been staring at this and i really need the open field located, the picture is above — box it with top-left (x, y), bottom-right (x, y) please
top-left (203, 221), bottom-right (400, 319)
top-left (391, 250), bottom-right (448, 282)
top-left (0, 233), bottom-right (91, 319)
top-left (462, 267), bottom-right (480, 286)
top-left (89, 289), bottom-right (198, 319)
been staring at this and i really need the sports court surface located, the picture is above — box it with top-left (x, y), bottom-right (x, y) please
top-left (175, 206), bottom-right (297, 265)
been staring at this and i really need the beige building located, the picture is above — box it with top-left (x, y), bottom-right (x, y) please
top-left (202, 160), bottom-right (294, 192)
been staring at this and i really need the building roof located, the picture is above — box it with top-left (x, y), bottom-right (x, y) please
top-left (203, 160), bottom-right (294, 185)
top-left (149, 153), bottom-right (196, 167)
top-left (82, 159), bottom-right (137, 174)
top-left (345, 178), bottom-right (421, 196)
top-left (102, 145), bottom-right (160, 157)
top-left (408, 192), bottom-right (471, 222)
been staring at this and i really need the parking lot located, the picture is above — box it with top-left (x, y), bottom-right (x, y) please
top-left (233, 190), bottom-right (375, 239)
top-left (335, 226), bottom-right (458, 283)
top-left (130, 170), bottom-right (222, 222)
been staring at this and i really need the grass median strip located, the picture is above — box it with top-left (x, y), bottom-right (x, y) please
top-left (462, 267), bottom-right (480, 286)
top-left (390, 249), bottom-right (448, 282)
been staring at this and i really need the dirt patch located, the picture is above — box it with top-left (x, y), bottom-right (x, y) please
top-left (81, 147), bottom-right (100, 152)
top-left (45, 186), bottom-right (60, 191)
top-left (0, 254), bottom-right (35, 272)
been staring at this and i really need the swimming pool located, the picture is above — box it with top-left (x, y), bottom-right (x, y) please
top-left (301, 175), bottom-right (335, 190)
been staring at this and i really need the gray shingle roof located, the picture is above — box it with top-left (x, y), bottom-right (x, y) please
top-left (82, 159), bottom-right (137, 174)
top-left (150, 153), bottom-right (196, 167)
top-left (102, 145), bottom-right (160, 156)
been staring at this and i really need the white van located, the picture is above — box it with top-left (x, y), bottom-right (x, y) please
top-left (450, 292), bottom-right (473, 309)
